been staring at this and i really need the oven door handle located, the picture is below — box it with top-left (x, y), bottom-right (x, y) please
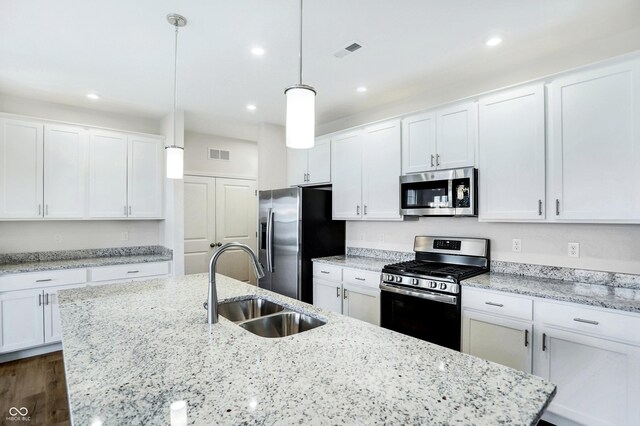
top-left (380, 283), bottom-right (458, 305)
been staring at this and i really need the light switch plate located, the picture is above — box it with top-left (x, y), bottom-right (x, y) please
top-left (568, 242), bottom-right (580, 258)
top-left (512, 239), bottom-right (522, 253)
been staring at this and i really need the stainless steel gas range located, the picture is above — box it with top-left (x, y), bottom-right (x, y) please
top-left (380, 236), bottom-right (490, 351)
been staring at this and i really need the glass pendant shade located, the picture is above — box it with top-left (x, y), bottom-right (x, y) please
top-left (285, 85), bottom-right (316, 149)
top-left (166, 146), bottom-right (184, 179)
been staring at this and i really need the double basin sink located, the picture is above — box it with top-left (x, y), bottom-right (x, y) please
top-left (218, 296), bottom-right (326, 338)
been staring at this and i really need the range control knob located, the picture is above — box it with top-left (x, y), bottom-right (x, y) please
top-left (430, 281), bottom-right (438, 289)
top-left (387, 274), bottom-right (394, 281)
top-left (412, 278), bottom-right (419, 285)
top-left (396, 276), bottom-right (403, 283)
top-left (440, 283), bottom-right (447, 290)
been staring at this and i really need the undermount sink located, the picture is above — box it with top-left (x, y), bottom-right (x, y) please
top-left (218, 296), bottom-right (326, 338)
top-left (218, 297), bottom-right (285, 323)
top-left (238, 311), bottom-right (326, 338)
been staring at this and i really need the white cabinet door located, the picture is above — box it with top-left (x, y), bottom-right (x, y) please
top-left (436, 101), bottom-right (477, 170)
top-left (331, 130), bottom-right (363, 220)
top-left (307, 136), bottom-right (331, 184)
top-left (43, 284), bottom-right (85, 344)
top-left (362, 119), bottom-right (401, 220)
top-left (479, 84), bottom-right (546, 221)
top-left (535, 326), bottom-right (640, 426)
top-left (43, 124), bottom-right (87, 219)
top-left (0, 289), bottom-right (44, 353)
top-left (343, 282), bottom-right (380, 326)
top-left (0, 118), bottom-right (43, 219)
top-left (286, 147), bottom-right (308, 187)
top-left (312, 278), bottom-right (342, 314)
top-left (401, 112), bottom-right (436, 174)
top-left (462, 310), bottom-right (532, 373)
top-left (88, 129), bottom-right (128, 218)
top-left (128, 135), bottom-right (163, 218)
top-left (548, 59), bottom-right (640, 221)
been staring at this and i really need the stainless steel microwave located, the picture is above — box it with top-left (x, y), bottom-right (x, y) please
top-left (400, 167), bottom-right (477, 216)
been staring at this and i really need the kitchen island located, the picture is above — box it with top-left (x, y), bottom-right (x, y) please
top-left (59, 273), bottom-right (555, 425)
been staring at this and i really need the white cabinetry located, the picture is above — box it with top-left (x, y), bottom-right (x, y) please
top-left (548, 58), bottom-right (640, 222)
top-left (89, 129), bottom-right (128, 218)
top-left (43, 284), bottom-right (86, 344)
top-left (0, 118), bottom-right (43, 219)
top-left (331, 120), bottom-right (401, 221)
top-left (401, 101), bottom-right (476, 175)
top-left (478, 84), bottom-right (546, 221)
top-left (0, 288), bottom-right (44, 353)
top-left (312, 278), bottom-right (342, 314)
top-left (128, 134), bottom-right (163, 218)
top-left (287, 137), bottom-right (331, 186)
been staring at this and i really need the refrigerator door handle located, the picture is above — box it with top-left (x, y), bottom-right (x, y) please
top-left (266, 208), bottom-right (274, 272)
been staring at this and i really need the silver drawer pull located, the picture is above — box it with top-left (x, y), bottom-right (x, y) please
top-left (355, 277), bottom-right (366, 281)
top-left (127, 270), bottom-right (140, 274)
top-left (485, 301), bottom-right (504, 307)
top-left (573, 317), bottom-right (599, 325)
top-left (36, 278), bottom-right (53, 282)
top-left (320, 271), bottom-right (330, 274)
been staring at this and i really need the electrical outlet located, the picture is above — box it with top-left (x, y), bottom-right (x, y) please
top-left (121, 232), bottom-right (129, 241)
top-left (54, 234), bottom-right (62, 243)
top-left (512, 239), bottom-right (522, 253)
top-left (568, 242), bottom-right (580, 258)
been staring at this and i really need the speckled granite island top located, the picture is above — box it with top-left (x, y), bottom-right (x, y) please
top-left (312, 255), bottom-right (391, 272)
top-left (59, 273), bottom-right (555, 425)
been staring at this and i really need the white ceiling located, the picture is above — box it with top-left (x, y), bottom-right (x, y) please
top-left (1, 0), bottom-right (640, 134)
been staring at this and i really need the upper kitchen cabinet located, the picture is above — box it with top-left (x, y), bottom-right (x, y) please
top-left (127, 134), bottom-right (163, 218)
top-left (548, 58), bottom-right (640, 222)
top-left (43, 124), bottom-right (88, 219)
top-left (88, 129), bottom-right (128, 218)
top-left (331, 130), bottom-right (363, 219)
top-left (287, 136), bottom-right (331, 186)
top-left (0, 118), bottom-right (43, 219)
top-left (479, 84), bottom-right (546, 221)
top-left (401, 101), bottom-right (476, 174)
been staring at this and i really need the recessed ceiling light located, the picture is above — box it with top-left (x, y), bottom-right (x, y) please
top-left (246, 104), bottom-right (257, 111)
top-left (356, 86), bottom-right (367, 93)
top-left (485, 36), bottom-right (503, 47)
top-left (251, 47), bottom-right (265, 56)
top-left (86, 92), bottom-right (101, 100)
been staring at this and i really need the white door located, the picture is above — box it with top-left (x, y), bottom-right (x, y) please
top-left (214, 178), bottom-right (258, 284)
top-left (342, 282), bottom-right (380, 326)
top-left (462, 311), bottom-right (532, 373)
top-left (286, 147), bottom-right (308, 186)
top-left (128, 135), bottom-right (163, 218)
top-left (184, 175), bottom-right (216, 275)
top-left (307, 136), bottom-right (331, 184)
top-left (362, 119), bottom-right (402, 220)
top-left (0, 118), bottom-right (43, 219)
top-left (312, 279), bottom-right (342, 314)
top-left (331, 130), bottom-right (363, 220)
top-left (44, 284), bottom-right (86, 344)
top-left (436, 101), bottom-right (477, 170)
top-left (535, 327), bottom-right (640, 425)
top-left (88, 130), bottom-right (128, 218)
top-left (0, 289), bottom-right (44, 353)
top-left (401, 111), bottom-right (437, 174)
top-left (479, 84), bottom-right (546, 221)
top-left (43, 124), bottom-right (87, 219)
top-left (548, 59), bottom-right (640, 221)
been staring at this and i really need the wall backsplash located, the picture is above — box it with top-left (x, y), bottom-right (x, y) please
top-left (346, 218), bottom-right (640, 275)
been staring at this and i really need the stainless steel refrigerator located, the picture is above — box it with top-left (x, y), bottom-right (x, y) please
top-left (258, 187), bottom-right (345, 303)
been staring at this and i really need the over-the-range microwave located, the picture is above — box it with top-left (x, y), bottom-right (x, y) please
top-left (400, 167), bottom-right (477, 216)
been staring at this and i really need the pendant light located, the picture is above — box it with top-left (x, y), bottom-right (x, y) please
top-left (165, 13), bottom-right (187, 179)
top-left (285, 0), bottom-right (315, 149)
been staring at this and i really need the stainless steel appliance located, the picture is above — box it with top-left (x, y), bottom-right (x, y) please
top-left (380, 236), bottom-right (489, 350)
top-left (259, 187), bottom-right (345, 303)
top-left (400, 167), bottom-right (477, 216)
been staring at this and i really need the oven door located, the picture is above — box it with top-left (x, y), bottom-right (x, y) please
top-left (380, 283), bottom-right (461, 351)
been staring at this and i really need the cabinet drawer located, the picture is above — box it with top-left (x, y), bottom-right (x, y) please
top-left (463, 287), bottom-right (533, 321)
top-left (536, 300), bottom-right (640, 344)
top-left (313, 263), bottom-right (342, 282)
top-left (0, 269), bottom-right (87, 292)
top-left (342, 268), bottom-right (381, 289)
top-left (89, 262), bottom-right (169, 283)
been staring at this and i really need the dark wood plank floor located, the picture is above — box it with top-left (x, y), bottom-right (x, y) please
top-left (0, 351), bottom-right (70, 426)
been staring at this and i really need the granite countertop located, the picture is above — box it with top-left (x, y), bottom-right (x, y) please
top-left (463, 273), bottom-right (640, 314)
top-left (0, 246), bottom-right (172, 276)
top-left (59, 273), bottom-right (555, 425)
top-left (312, 255), bottom-right (391, 272)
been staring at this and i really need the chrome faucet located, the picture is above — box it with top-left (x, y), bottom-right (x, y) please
top-left (207, 242), bottom-right (265, 324)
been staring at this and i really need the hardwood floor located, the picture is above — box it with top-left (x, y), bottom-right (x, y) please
top-left (0, 351), bottom-right (70, 426)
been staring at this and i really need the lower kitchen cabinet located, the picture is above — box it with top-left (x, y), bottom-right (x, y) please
top-left (342, 281), bottom-right (380, 326)
top-left (312, 278), bottom-right (342, 314)
top-left (0, 288), bottom-right (44, 353)
top-left (44, 284), bottom-right (86, 344)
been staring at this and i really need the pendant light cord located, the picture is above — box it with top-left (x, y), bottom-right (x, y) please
top-left (299, 0), bottom-right (303, 85)
top-left (173, 24), bottom-right (179, 148)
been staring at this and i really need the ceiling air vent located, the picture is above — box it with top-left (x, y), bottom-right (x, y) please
top-left (334, 42), bottom-right (363, 58)
top-left (209, 148), bottom-right (230, 161)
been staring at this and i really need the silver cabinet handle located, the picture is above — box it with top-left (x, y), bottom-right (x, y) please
top-left (430, 154), bottom-right (435, 167)
top-left (336, 286), bottom-right (340, 297)
top-left (124, 205), bottom-right (128, 216)
top-left (306, 173), bottom-right (310, 182)
top-left (573, 318), bottom-right (599, 326)
top-left (355, 277), bottom-right (366, 281)
top-left (36, 278), bottom-right (52, 283)
top-left (485, 301), bottom-right (504, 307)
top-left (436, 154), bottom-right (441, 166)
top-left (45, 293), bottom-right (50, 305)
top-left (321, 270), bottom-right (330, 274)
top-left (38, 294), bottom-right (42, 306)
top-left (555, 199), bottom-right (560, 216)
top-left (538, 200), bottom-right (543, 216)
top-left (45, 204), bottom-right (49, 216)
top-left (343, 289), bottom-right (348, 299)
top-left (542, 333), bottom-right (547, 351)
top-left (356, 205), bottom-right (360, 215)
top-left (129, 206), bottom-right (132, 215)
top-left (38, 204), bottom-right (42, 215)
top-left (127, 270), bottom-right (140, 274)
top-left (524, 329), bottom-right (529, 347)
top-left (363, 205), bottom-right (367, 215)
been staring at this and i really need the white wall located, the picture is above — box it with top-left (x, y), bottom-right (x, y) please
top-left (184, 131), bottom-right (258, 179)
top-left (257, 123), bottom-right (287, 190)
